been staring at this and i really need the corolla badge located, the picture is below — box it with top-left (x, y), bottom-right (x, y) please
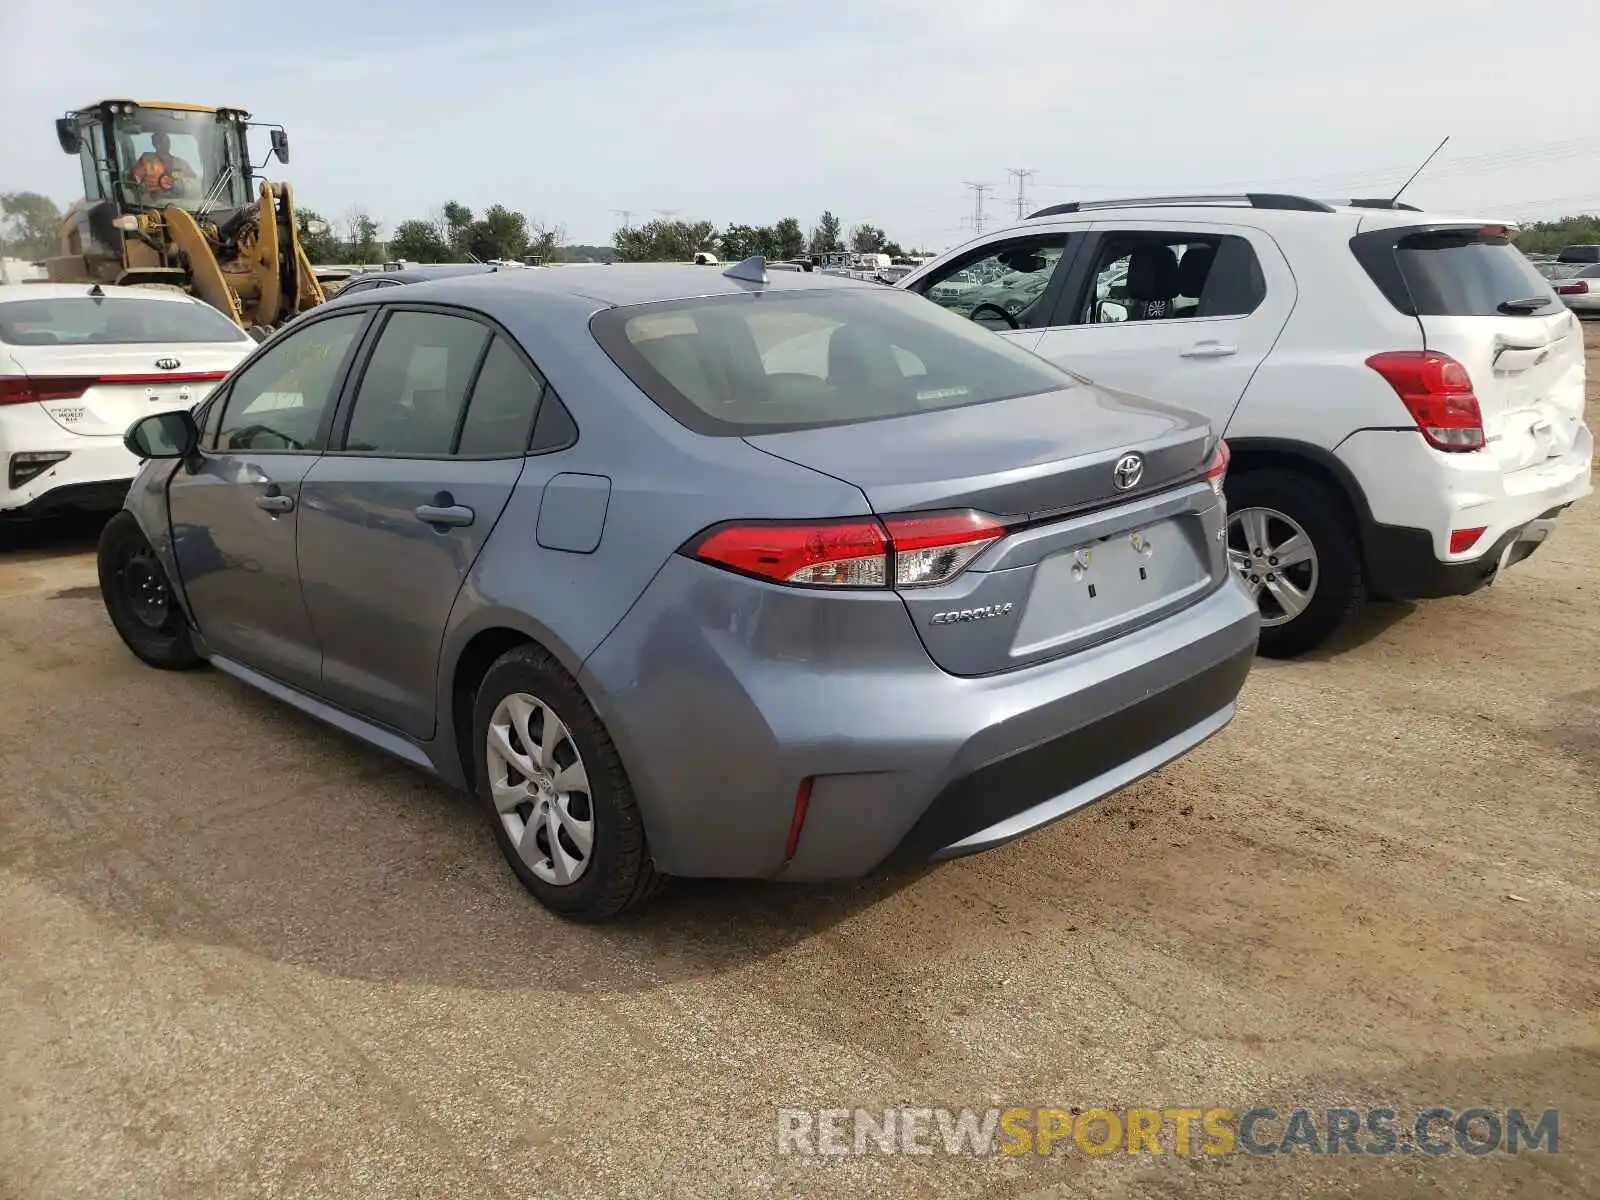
top-left (930, 602), bottom-right (1014, 626)
top-left (1112, 453), bottom-right (1144, 491)
top-left (154, 356), bottom-right (181, 370)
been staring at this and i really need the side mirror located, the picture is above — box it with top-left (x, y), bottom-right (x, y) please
top-left (124, 410), bottom-right (199, 460)
top-left (270, 129), bottom-right (290, 164)
top-left (56, 118), bottom-right (81, 155)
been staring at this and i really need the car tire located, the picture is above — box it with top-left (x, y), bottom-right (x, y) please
top-left (471, 643), bottom-right (662, 920)
top-left (1225, 470), bottom-right (1364, 659)
top-left (97, 512), bottom-right (202, 671)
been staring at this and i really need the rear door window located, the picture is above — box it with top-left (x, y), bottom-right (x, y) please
top-left (1065, 233), bottom-right (1266, 325)
top-left (0, 297), bottom-right (249, 346)
top-left (593, 287), bottom-right (1082, 435)
top-left (341, 311), bottom-right (491, 455)
top-left (455, 336), bottom-right (546, 457)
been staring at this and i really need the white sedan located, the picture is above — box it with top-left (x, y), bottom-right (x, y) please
top-left (1552, 264), bottom-right (1600, 315)
top-left (1, 284), bottom-right (254, 518)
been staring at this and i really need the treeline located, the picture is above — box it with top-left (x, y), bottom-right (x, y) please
top-left (1513, 215), bottom-right (1600, 256)
top-left (613, 210), bottom-right (923, 263)
top-left (294, 200), bottom-right (582, 266)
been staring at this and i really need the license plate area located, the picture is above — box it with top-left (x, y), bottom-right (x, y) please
top-left (1012, 518), bottom-right (1211, 654)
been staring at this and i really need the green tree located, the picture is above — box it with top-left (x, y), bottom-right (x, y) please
top-left (771, 217), bottom-right (805, 260)
top-left (0, 191), bottom-right (63, 261)
top-left (388, 218), bottom-right (451, 262)
top-left (525, 220), bottom-right (564, 264)
top-left (295, 207), bottom-right (341, 264)
top-left (1515, 214), bottom-right (1600, 256)
top-left (341, 205), bottom-right (382, 264)
top-left (850, 223), bottom-right (887, 254)
top-left (883, 240), bottom-right (906, 258)
top-left (441, 200), bottom-right (475, 259)
top-left (468, 204), bottom-right (529, 260)
top-left (614, 219), bottom-right (718, 262)
top-left (719, 223), bottom-right (762, 261)
top-left (810, 210), bottom-right (843, 254)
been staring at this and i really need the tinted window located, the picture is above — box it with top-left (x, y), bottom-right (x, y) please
top-left (0, 297), bottom-right (249, 346)
top-left (1580, 264), bottom-right (1600, 279)
top-left (1071, 233), bottom-right (1264, 325)
top-left (215, 312), bottom-right (365, 452)
top-left (1395, 236), bottom-right (1560, 317)
top-left (529, 390), bottom-right (578, 453)
top-left (1556, 245), bottom-right (1600, 263)
top-left (343, 312), bottom-right (490, 454)
top-left (594, 287), bottom-right (1081, 435)
top-left (457, 337), bottom-right (545, 456)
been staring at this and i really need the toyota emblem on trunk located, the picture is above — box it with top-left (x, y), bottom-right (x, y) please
top-left (154, 357), bottom-right (181, 371)
top-left (1112, 453), bottom-right (1144, 491)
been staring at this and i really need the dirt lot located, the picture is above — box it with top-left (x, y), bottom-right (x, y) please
top-left (2, 332), bottom-right (1597, 1200)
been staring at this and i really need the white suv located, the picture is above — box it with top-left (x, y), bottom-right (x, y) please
top-left (899, 194), bottom-right (1594, 656)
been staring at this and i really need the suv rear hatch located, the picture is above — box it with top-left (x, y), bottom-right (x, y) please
top-left (1353, 222), bottom-right (1586, 472)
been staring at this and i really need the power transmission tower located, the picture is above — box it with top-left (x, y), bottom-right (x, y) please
top-left (963, 182), bottom-right (995, 236)
top-left (655, 209), bottom-right (681, 220)
top-left (1007, 168), bottom-right (1037, 220)
top-left (610, 209), bottom-right (634, 228)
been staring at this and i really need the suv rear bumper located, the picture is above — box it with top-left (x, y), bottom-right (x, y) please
top-left (1363, 510), bottom-right (1566, 599)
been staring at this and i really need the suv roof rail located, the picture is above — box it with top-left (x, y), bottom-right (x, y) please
top-left (1026, 192), bottom-right (1336, 219)
top-left (1347, 198), bottom-right (1423, 211)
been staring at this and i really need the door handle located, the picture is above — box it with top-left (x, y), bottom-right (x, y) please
top-left (1180, 341), bottom-right (1238, 358)
top-left (255, 490), bottom-right (294, 514)
top-left (1177, 340), bottom-right (1235, 360)
top-left (414, 503), bottom-right (475, 528)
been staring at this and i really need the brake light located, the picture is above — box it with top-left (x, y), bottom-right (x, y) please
top-left (0, 371), bottom-right (227, 407)
top-left (1204, 439), bottom-right (1230, 496)
top-left (690, 510), bottom-right (1007, 589)
top-left (1556, 280), bottom-right (1589, 295)
top-left (1365, 351), bottom-right (1485, 451)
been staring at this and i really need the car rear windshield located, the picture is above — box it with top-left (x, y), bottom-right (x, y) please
top-left (1352, 226), bottom-right (1562, 318)
top-left (591, 286), bottom-right (1081, 434)
top-left (0, 297), bottom-right (249, 346)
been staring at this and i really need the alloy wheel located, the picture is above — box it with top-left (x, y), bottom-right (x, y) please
top-left (1227, 506), bottom-right (1319, 627)
top-left (485, 692), bottom-right (594, 886)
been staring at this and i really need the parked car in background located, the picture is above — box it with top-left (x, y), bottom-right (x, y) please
top-left (1, 284), bottom-right (254, 518)
top-left (1556, 244), bottom-right (1600, 264)
top-left (332, 263), bottom-right (505, 296)
top-left (99, 264), bottom-right (1257, 919)
top-left (899, 196), bottom-right (1593, 657)
top-left (1552, 263), bottom-right (1600, 314)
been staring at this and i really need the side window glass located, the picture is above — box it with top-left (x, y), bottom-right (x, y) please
top-left (457, 337), bottom-right (546, 456)
top-left (1077, 234), bottom-right (1264, 325)
top-left (214, 311), bottom-right (365, 452)
top-left (343, 311), bottom-right (490, 455)
top-left (918, 238), bottom-right (1067, 330)
top-left (528, 389), bottom-right (578, 454)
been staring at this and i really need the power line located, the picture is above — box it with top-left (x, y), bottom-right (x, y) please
top-left (1006, 168), bottom-right (1037, 220)
top-left (963, 181), bottom-right (995, 236)
top-left (610, 209), bottom-right (634, 229)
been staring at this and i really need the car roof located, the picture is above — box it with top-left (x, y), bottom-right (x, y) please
top-left (352, 264), bottom-right (503, 283)
top-left (328, 263), bottom-right (877, 311)
top-left (0, 283), bottom-right (214, 305)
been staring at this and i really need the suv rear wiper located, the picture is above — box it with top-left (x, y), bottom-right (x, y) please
top-left (1497, 297), bottom-right (1549, 314)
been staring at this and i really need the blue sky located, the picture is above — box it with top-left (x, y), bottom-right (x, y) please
top-left (4, 0), bottom-right (1598, 250)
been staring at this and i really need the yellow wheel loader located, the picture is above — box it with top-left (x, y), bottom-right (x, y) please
top-left (48, 100), bottom-right (327, 337)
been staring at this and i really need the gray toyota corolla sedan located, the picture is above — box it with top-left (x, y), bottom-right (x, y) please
top-left (99, 259), bottom-right (1259, 919)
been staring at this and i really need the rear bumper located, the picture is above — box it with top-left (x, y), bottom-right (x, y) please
top-left (2, 404), bottom-right (140, 515)
top-left (581, 555), bottom-right (1260, 881)
top-left (1363, 509), bottom-right (1567, 599)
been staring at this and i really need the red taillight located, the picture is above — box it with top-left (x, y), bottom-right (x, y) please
top-left (0, 371), bottom-right (227, 407)
top-left (1365, 351), bottom-right (1485, 452)
top-left (784, 777), bottom-right (814, 861)
top-left (691, 510), bottom-right (1007, 589)
top-left (1449, 527), bottom-right (1486, 554)
top-left (1204, 438), bottom-right (1230, 496)
top-left (1556, 280), bottom-right (1589, 295)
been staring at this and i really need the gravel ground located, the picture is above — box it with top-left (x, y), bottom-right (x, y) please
top-left (1, 328), bottom-right (1596, 1199)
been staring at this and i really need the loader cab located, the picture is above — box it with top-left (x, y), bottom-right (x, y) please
top-left (56, 101), bottom-right (281, 217)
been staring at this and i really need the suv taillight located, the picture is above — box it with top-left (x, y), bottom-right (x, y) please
top-left (1365, 351), bottom-right (1485, 451)
top-left (689, 511), bottom-right (1007, 589)
top-left (1556, 280), bottom-right (1589, 295)
top-left (1204, 439), bottom-right (1229, 496)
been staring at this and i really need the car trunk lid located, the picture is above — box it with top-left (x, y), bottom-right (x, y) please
top-left (746, 384), bottom-right (1227, 675)
top-left (4, 344), bottom-right (243, 436)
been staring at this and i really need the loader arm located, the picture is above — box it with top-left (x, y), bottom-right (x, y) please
top-left (164, 206), bottom-right (244, 325)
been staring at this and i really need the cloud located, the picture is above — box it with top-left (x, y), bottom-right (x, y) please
top-left (3, 0), bottom-right (1597, 249)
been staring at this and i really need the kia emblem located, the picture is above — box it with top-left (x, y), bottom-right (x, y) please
top-left (154, 356), bottom-right (181, 371)
top-left (1112, 453), bottom-right (1144, 491)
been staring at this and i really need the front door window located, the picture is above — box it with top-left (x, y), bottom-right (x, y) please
top-left (915, 237), bottom-right (1070, 331)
